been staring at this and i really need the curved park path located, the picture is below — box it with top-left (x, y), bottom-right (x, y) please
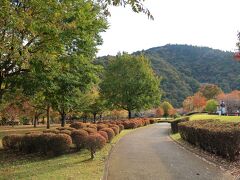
top-left (105, 123), bottom-right (234, 180)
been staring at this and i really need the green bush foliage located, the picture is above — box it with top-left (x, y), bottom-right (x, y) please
top-left (205, 99), bottom-right (218, 113)
top-left (179, 120), bottom-right (240, 161)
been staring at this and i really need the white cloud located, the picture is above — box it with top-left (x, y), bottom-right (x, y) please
top-left (97, 0), bottom-right (240, 56)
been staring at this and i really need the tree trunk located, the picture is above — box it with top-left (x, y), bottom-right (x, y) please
top-left (93, 113), bottom-right (97, 124)
top-left (47, 105), bottom-right (50, 129)
top-left (61, 112), bottom-right (66, 127)
top-left (34, 115), bottom-right (37, 128)
top-left (128, 110), bottom-right (132, 119)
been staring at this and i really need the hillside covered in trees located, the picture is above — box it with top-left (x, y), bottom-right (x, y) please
top-left (98, 44), bottom-right (238, 107)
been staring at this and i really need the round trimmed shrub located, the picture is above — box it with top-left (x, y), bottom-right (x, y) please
top-left (48, 134), bottom-right (72, 155)
top-left (101, 128), bottom-right (115, 142)
top-left (85, 133), bottom-right (106, 159)
top-left (117, 124), bottom-right (124, 132)
top-left (70, 122), bottom-right (86, 129)
top-left (2, 134), bottom-right (23, 150)
top-left (56, 127), bottom-right (75, 131)
top-left (82, 127), bottom-right (97, 134)
top-left (71, 130), bottom-right (89, 150)
top-left (97, 124), bottom-right (108, 131)
top-left (98, 131), bottom-right (108, 142)
top-left (59, 130), bottom-right (71, 136)
top-left (109, 125), bottom-right (120, 135)
top-left (87, 124), bottom-right (97, 130)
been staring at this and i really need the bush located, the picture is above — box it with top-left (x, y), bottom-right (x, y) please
top-left (48, 134), bottom-right (72, 155)
top-left (179, 120), bottom-right (240, 161)
top-left (82, 127), bottom-right (97, 134)
top-left (170, 117), bottom-right (189, 134)
top-left (98, 131), bottom-right (108, 142)
top-left (70, 122), bottom-right (86, 129)
top-left (149, 119), bottom-right (157, 124)
top-left (85, 133), bottom-right (106, 159)
top-left (56, 127), bottom-right (75, 131)
top-left (71, 130), bottom-right (89, 150)
top-left (59, 130), bottom-right (72, 136)
top-left (2, 134), bottom-right (23, 150)
top-left (97, 124), bottom-right (108, 131)
top-left (43, 129), bottom-right (60, 134)
top-left (117, 124), bottom-right (124, 132)
top-left (101, 128), bottom-right (115, 142)
top-left (109, 125), bottom-right (120, 135)
top-left (13, 133), bottom-right (72, 156)
top-left (122, 121), bottom-right (137, 129)
top-left (87, 124), bottom-right (97, 130)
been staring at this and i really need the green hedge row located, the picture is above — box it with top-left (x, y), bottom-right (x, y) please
top-left (179, 120), bottom-right (240, 161)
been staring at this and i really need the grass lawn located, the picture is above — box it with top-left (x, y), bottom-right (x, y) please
top-left (0, 125), bottom-right (135, 180)
top-left (189, 114), bottom-right (240, 122)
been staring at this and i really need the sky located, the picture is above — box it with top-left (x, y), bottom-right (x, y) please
top-left (97, 0), bottom-right (240, 56)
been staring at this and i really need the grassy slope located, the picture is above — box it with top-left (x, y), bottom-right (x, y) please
top-left (0, 127), bottom-right (134, 180)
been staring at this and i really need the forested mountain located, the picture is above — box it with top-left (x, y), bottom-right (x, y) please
top-left (98, 44), bottom-right (239, 107)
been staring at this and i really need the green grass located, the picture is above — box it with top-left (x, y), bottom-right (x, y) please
top-left (170, 133), bottom-right (181, 141)
top-left (189, 114), bottom-right (240, 122)
top-left (0, 127), bottom-right (134, 180)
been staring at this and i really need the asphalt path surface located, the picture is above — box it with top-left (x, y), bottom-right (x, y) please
top-left (105, 123), bottom-right (234, 180)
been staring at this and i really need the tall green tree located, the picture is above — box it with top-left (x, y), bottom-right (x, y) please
top-left (50, 57), bottom-right (100, 127)
top-left (160, 101), bottom-right (173, 117)
top-left (0, 0), bottom-right (107, 102)
top-left (101, 53), bottom-right (161, 118)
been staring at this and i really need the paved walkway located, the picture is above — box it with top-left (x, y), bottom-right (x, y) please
top-left (105, 123), bottom-right (234, 180)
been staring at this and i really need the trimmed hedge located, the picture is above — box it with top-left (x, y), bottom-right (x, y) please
top-left (3, 133), bottom-right (72, 156)
top-left (170, 117), bottom-right (189, 134)
top-left (179, 120), bottom-right (240, 161)
top-left (2, 134), bottom-right (23, 151)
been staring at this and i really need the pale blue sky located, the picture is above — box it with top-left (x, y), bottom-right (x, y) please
top-left (97, 0), bottom-right (240, 56)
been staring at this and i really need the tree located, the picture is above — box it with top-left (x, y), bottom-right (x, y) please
top-left (217, 91), bottom-right (240, 114)
top-left (101, 53), bottom-right (161, 118)
top-left (192, 92), bottom-right (207, 112)
top-left (83, 87), bottom-right (106, 123)
top-left (160, 101), bottom-right (174, 117)
top-left (205, 99), bottom-right (218, 113)
top-left (183, 96), bottom-right (194, 113)
top-left (155, 107), bottom-right (164, 117)
top-left (0, 0), bottom-right (107, 102)
top-left (100, 0), bottom-right (153, 19)
top-left (199, 84), bottom-right (222, 100)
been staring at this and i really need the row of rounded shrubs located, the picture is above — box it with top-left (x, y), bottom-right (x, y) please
top-left (2, 118), bottom-right (156, 158)
top-left (179, 120), bottom-right (240, 161)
